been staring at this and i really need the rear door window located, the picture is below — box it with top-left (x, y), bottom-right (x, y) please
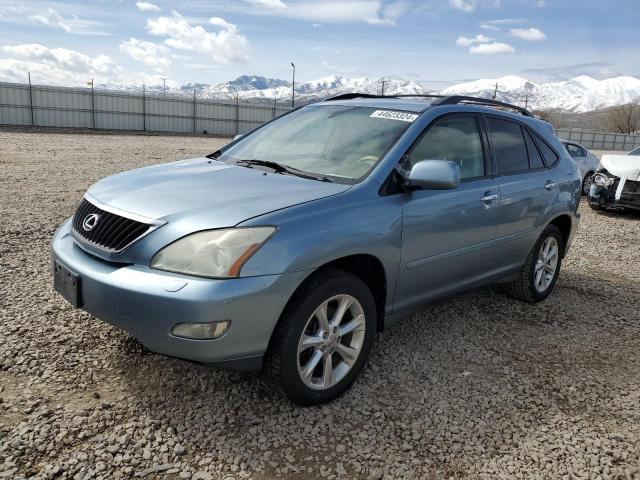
top-left (565, 144), bottom-right (583, 157)
top-left (487, 118), bottom-right (529, 174)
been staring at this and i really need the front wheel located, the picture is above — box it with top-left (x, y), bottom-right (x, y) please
top-left (265, 268), bottom-right (377, 406)
top-left (507, 225), bottom-right (564, 303)
top-left (582, 172), bottom-right (594, 195)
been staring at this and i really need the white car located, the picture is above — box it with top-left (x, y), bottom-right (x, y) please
top-left (560, 140), bottom-right (600, 195)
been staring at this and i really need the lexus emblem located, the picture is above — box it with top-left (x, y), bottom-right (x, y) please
top-left (82, 213), bottom-right (100, 232)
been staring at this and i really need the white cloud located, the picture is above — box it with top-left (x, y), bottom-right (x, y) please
top-left (244, 0), bottom-right (287, 8)
top-left (0, 43), bottom-right (170, 87)
top-left (510, 27), bottom-right (547, 41)
top-left (29, 7), bottom-right (72, 32)
top-left (364, 16), bottom-right (395, 26)
top-left (119, 38), bottom-right (171, 69)
top-left (480, 23), bottom-right (501, 31)
top-left (246, 1), bottom-right (387, 24)
top-left (364, 1), bottom-right (409, 26)
top-left (146, 11), bottom-right (250, 64)
top-left (312, 23), bottom-right (323, 28)
top-left (479, 18), bottom-right (523, 31)
top-left (456, 34), bottom-right (493, 47)
top-left (1, 44), bottom-right (115, 73)
top-left (0, 5), bottom-right (109, 36)
top-left (449, 0), bottom-right (476, 12)
top-left (469, 41), bottom-right (515, 54)
top-left (136, 2), bottom-right (161, 13)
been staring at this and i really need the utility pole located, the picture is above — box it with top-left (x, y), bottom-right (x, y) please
top-left (27, 72), bottom-right (35, 126)
top-left (492, 82), bottom-right (499, 100)
top-left (379, 78), bottom-right (387, 96)
top-left (193, 88), bottom-right (197, 133)
top-left (524, 96), bottom-right (529, 109)
top-left (161, 77), bottom-right (167, 96)
top-left (142, 84), bottom-right (146, 131)
top-left (290, 63), bottom-right (296, 108)
top-left (88, 78), bottom-right (95, 129)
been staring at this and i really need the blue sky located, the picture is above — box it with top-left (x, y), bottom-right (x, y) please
top-left (0, 0), bottom-right (638, 88)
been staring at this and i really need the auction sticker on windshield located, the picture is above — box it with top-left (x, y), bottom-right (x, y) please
top-left (370, 110), bottom-right (419, 122)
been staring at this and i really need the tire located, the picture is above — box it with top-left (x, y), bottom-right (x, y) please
top-left (507, 225), bottom-right (564, 303)
top-left (588, 201), bottom-right (604, 211)
top-left (582, 172), bottom-right (594, 195)
top-left (265, 268), bottom-right (377, 406)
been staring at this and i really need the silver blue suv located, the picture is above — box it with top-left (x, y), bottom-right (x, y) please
top-left (51, 94), bottom-right (581, 405)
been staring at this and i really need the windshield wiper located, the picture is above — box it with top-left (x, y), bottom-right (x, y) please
top-left (235, 159), bottom-right (332, 183)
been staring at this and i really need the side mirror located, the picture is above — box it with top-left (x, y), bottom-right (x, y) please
top-left (406, 160), bottom-right (461, 190)
top-left (233, 134), bottom-right (243, 141)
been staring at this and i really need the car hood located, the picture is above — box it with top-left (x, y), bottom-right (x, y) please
top-left (600, 155), bottom-right (640, 181)
top-left (87, 157), bottom-right (351, 226)
top-left (599, 154), bottom-right (640, 200)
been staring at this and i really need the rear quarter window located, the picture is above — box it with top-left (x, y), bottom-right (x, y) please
top-left (523, 129), bottom-right (545, 169)
top-left (533, 133), bottom-right (560, 167)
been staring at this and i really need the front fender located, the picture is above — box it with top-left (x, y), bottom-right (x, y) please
top-left (238, 189), bottom-right (404, 310)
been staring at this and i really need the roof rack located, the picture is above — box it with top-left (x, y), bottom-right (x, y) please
top-left (323, 92), bottom-right (533, 117)
top-left (432, 95), bottom-right (534, 117)
top-left (324, 93), bottom-right (385, 101)
top-left (325, 93), bottom-right (446, 102)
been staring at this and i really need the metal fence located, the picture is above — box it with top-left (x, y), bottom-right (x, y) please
top-left (2, 80), bottom-right (639, 150)
top-left (555, 128), bottom-right (639, 151)
top-left (0, 81), bottom-right (292, 136)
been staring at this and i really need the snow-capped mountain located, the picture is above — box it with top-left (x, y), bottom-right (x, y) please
top-left (441, 75), bottom-right (640, 112)
top-left (171, 75), bottom-right (428, 102)
top-left (126, 74), bottom-right (640, 113)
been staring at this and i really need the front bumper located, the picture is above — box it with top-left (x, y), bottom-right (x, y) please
top-left (588, 184), bottom-right (640, 211)
top-left (51, 219), bottom-right (308, 370)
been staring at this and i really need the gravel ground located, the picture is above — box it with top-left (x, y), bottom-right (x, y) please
top-left (1, 131), bottom-right (639, 480)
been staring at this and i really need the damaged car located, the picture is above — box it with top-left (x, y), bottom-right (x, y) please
top-left (588, 151), bottom-right (640, 211)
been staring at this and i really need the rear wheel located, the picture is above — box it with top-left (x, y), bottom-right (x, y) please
top-left (265, 268), bottom-right (376, 406)
top-left (507, 225), bottom-right (564, 303)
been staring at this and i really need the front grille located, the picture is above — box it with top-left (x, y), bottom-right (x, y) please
top-left (622, 180), bottom-right (639, 194)
top-left (72, 198), bottom-right (154, 252)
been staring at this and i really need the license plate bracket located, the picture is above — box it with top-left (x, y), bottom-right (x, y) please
top-left (54, 261), bottom-right (82, 307)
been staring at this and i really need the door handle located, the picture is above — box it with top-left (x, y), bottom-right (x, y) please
top-left (480, 193), bottom-right (499, 202)
top-left (544, 182), bottom-right (557, 190)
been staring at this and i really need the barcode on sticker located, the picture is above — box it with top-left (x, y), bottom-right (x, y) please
top-left (370, 110), bottom-right (419, 122)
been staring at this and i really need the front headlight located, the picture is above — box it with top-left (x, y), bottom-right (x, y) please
top-left (150, 227), bottom-right (276, 278)
top-left (593, 173), bottom-right (614, 187)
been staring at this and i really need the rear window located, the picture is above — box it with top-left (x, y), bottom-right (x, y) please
top-left (487, 118), bottom-right (529, 174)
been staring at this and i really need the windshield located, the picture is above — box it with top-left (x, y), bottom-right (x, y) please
top-left (219, 105), bottom-right (416, 180)
top-left (629, 147), bottom-right (640, 156)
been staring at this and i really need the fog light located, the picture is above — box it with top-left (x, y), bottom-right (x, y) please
top-left (171, 321), bottom-right (230, 339)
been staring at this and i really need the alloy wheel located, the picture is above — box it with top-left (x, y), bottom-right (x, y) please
top-left (296, 294), bottom-right (366, 390)
top-left (583, 175), bottom-right (593, 195)
top-left (534, 237), bottom-right (559, 293)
